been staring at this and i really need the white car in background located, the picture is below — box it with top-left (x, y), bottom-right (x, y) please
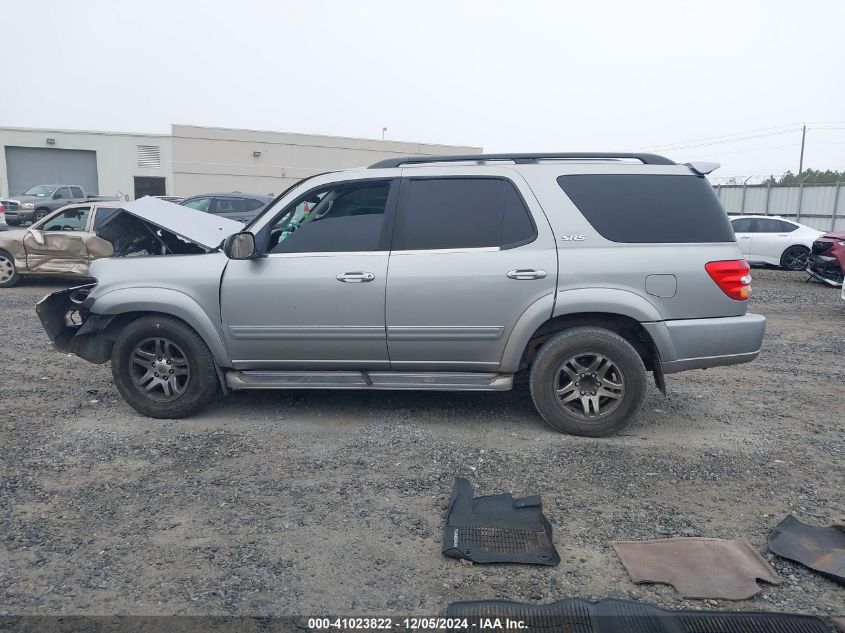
top-left (729, 215), bottom-right (824, 271)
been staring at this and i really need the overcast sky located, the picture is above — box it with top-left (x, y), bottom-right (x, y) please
top-left (2, 0), bottom-right (843, 181)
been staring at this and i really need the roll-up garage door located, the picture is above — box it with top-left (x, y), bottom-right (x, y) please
top-left (5, 146), bottom-right (99, 196)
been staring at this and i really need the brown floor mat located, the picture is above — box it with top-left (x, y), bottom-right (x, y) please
top-left (613, 537), bottom-right (782, 600)
top-left (768, 514), bottom-right (845, 585)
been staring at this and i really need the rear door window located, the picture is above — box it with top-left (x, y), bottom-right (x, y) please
top-left (213, 197), bottom-right (245, 214)
top-left (70, 186), bottom-right (84, 198)
top-left (731, 218), bottom-right (753, 232)
top-left (557, 174), bottom-right (734, 243)
top-left (397, 177), bottom-right (536, 250)
top-left (241, 198), bottom-right (266, 211)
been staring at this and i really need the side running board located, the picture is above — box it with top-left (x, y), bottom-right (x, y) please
top-left (226, 370), bottom-right (513, 391)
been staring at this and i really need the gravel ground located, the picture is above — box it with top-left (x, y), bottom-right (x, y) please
top-left (1, 269), bottom-right (843, 618)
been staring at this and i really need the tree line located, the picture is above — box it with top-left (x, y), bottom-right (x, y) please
top-left (761, 169), bottom-right (845, 185)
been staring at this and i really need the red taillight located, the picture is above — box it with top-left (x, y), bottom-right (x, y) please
top-left (705, 260), bottom-right (751, 300)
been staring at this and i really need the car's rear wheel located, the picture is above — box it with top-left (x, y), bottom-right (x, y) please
top-left (0, 249), bottom-right (21, 288)
top-left (111, 315), bottom-right (218, 418)
top-left (529, 327), bottom-right (647, 437)
top-left (780, 245), bottom-right (809, 271)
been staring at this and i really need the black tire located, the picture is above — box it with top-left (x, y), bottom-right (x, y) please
top-left (780, 245), bottom-right (809, 271)
top-left (33, 209), bottom-right (50, 222)
top-left (529, 327), bottom-right (647, 437)
top-left (5, 219), bottom-right (20, 226)
top-left (0, 249), bottom-right (21, 288)
top-left (111, 315), bottom-right (218, 418)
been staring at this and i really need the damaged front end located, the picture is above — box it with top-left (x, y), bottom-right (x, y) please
top-left (806, 235), bottom-right (845, 287)
top-left (36, 197), bottom-right (246, 362)
top-left (35, 284), bottom-right (118, 363)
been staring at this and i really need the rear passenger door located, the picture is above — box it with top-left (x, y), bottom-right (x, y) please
top-left (386, 171), bottom-right (557, 371)
top-left (749, 218), bottom-right (790, 262)
top-left (730, 218), bottom-right (754, 258)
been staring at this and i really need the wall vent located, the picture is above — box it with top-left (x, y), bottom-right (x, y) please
top-left (137, 145), bottom-right (161, 168)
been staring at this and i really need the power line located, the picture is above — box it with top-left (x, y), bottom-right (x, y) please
top-left (682, 142), bottom-right (802, 159)
top-left (655, 128), bottom-right (801, 152)
top-left (626, 123), bottom-right (800, 152)
top-left (630, 122), bottom-right (845, 153)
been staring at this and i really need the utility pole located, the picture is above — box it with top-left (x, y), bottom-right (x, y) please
top-left (381, 127), bottom-right (387, 141)
top-left (798, 124), bottom-right (806, 176)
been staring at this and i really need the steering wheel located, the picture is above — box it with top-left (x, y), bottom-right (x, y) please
top-left (61, 225), bottom-right (76, 231)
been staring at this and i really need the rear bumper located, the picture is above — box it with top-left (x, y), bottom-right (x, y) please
top-left (643, 313), bottom-right (766, 374)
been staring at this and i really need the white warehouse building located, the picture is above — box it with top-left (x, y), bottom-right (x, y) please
top-left (0, 124), bottom-right (481, 200)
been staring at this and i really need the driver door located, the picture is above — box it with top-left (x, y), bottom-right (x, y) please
top-left (220, 178), bottom-right (398, 370)
top-left (23, 206), bottom-right (92, 274)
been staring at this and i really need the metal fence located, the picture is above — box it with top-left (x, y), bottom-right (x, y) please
top-left (714, 183), bottom-right (844, 232)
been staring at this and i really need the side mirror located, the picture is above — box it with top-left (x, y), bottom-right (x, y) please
top-left (223, 232), bottom-right (256, 260)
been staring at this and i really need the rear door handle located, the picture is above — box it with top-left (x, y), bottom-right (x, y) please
top-left (507, 268), bottom-right (547, 280)
top-left (337, 271), bottom-right (375, 283)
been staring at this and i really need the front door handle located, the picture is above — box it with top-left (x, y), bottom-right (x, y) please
top-left (337, 271), bottom-right (375, 283)
top-left (507, 268), bottom-right (547, 280)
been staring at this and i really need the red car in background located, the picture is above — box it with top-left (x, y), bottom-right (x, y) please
top-left (807, 231), bottom-right (845, 287)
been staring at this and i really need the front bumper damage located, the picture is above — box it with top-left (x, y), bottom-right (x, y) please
top-left (806, 254), bottom-right (844, 287)
top-left (36, 284), bottom-right (116, 363)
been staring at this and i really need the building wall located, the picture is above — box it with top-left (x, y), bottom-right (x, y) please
top-left (0, 127), bottom-right (173, 199)
top-left (171, 125), bottom-right (482, 197)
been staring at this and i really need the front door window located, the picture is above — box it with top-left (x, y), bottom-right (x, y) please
top-left (268, 181), bottom-right (391, 254)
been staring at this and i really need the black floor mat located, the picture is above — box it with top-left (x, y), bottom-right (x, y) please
top-left (445, 598), bottom-right (835, 633)
top-left (441, 478), bottom-right (560, 565)
top-left (768, 515), bottom-right (845, 585)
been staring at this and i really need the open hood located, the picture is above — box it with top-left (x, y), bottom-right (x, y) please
top-left (95, 196), bottom-right (244, 250)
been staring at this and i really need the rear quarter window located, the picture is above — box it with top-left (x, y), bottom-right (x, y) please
top-left (557, 174), bottom-right (734, 243)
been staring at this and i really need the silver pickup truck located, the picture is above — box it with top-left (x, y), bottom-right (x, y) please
top-left (37, 153), bottom-right (766, 437)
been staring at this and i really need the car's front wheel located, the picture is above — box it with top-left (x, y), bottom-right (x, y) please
top-left (780, 245), bottom-right (810, 271)
top-left (0, 249), bottom-right (21, 288)
top-left (529, 327), bottom-right (647, 437)
top-left (111, 315), bottom-right (218, 418)
top-left (33, 209), bottom-right (50, 222)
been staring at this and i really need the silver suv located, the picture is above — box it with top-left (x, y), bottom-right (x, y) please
top-left (37, 153), bottom-right (765, 436)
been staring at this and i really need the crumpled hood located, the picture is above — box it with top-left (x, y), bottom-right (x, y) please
top-left (819, 231), bottom-right (845, 240)
top-left (96, 196), bottom-right (245, 250)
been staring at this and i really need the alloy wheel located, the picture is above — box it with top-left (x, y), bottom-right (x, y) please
top-left (782, 246), bottom-right (809, 271)
top-left (129, 337), bottom-right (191, 402)
top-left (555, 352), bottom-right (625, 419)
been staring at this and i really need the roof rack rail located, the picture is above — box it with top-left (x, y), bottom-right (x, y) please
top-left (368, 152), bottom-right (675, 169)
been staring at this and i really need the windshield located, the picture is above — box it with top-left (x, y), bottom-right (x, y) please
top-left (23, 185), bottom-right (57, 197)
